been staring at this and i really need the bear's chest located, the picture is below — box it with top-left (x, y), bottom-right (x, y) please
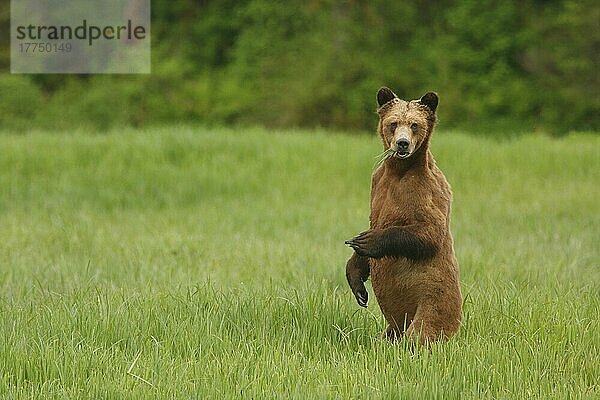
top-left (369, 174), bottom-right (429, 229)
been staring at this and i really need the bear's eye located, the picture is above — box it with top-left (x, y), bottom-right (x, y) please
top-left (389, 122), bottom-right (398, 131)
top-left (410, 122), bottom-right (418, 131)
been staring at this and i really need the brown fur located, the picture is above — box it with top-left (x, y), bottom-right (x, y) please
top-left (345, 88), bottom-right (462, 344)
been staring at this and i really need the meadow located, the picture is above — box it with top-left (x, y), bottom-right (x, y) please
top-left (0, 127), bottom-right (598, 399)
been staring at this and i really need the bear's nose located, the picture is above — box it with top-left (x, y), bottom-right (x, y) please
top-left (396, 138), bottom-right (410, 150)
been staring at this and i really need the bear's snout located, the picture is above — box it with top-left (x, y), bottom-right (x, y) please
top-left (394, 137), bottom-right (412, 158)
top-left (396, 138), bottom-right (410, 152)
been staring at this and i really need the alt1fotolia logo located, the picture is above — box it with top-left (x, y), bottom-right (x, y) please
top-left (11, 0), bottom-right (151, 74)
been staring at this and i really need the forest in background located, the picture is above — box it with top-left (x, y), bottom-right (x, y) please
top-left (0, 0), bottom-right (598, 134)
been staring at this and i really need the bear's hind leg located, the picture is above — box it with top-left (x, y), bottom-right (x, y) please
top-left (405, 304), bottom-right (457, 345)
top-left (382, 324), bottom-right (402, 341)
top-left (381, 313), bottom-right (413, 341)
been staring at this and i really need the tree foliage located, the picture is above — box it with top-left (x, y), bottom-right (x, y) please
top-left (0, 0), bottom-right (598, 133)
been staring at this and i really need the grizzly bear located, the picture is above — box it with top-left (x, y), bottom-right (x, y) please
top-left (345, 87), bottom-right (462, 344)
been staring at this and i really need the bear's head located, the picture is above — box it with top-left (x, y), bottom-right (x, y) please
top-left (376, 87), bottom-right (438, 159)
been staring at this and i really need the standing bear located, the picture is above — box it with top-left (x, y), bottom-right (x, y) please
top-left (345, 87), bottom-right (462, 344)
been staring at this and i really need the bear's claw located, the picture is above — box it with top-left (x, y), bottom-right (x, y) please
top-left (345, 231), bottom-right (381, 258)
top-left (355, 290), bottom-right (368, 307)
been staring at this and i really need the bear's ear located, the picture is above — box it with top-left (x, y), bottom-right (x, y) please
top-left (377, 87), bottom-right (398, 107)
top-left (419, 92), bottom-right (439, 113)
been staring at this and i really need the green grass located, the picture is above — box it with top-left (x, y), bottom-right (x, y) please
top-left (0, 127), bottom-right (598, 399)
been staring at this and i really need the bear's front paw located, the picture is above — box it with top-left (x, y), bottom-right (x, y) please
top-left (345, 230), bottom-right (384, 258)
top-left (353, 284), bottom-right (368, 308)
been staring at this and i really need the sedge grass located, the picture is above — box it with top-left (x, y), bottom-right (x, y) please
top-left (0, 127), bottom-right (598, 399)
